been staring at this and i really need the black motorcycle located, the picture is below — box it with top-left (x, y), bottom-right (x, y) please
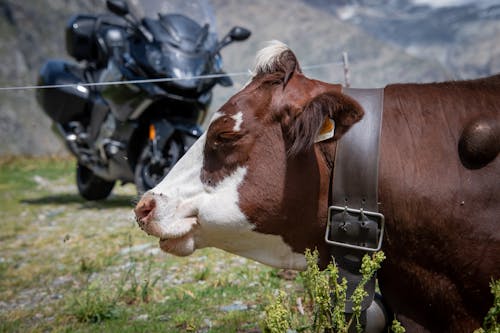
top-left (36, 0), bottom-right (250, 199)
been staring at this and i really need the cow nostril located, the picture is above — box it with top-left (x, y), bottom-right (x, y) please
top-left (134, 196), bottom-right (156, 223)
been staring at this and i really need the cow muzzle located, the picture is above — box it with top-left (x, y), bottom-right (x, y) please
top-left (134, 193), bottom-right (160, 236)
top-left (135, 192), bottom-right (199, 257)
top-left (134, 192), bottom-right (200, 251)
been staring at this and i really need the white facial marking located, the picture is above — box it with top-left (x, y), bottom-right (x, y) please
top-left (231, 111), bottom-right (243, 132)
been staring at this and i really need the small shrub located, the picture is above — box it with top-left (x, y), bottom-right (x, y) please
top-left (139, 257), bottom-right (161, 303)
top-left (0, 261), bottom-right (9, 278)
top-left (264, 291), bottom-right (293, 333)
top-left (194, 266), bottom-right (211, 281)
top-left (474, 279), bottom-right (500, 333)
top-left (68, 236), bottom-right (161, 323)
top-left (116, 237), bottom-right (160, 304)
top-left (391, 318), bottom-right (406, 333)
top-left (350, 251), bottom-right (385, 331)
top-left (265, 250), bottom-right (500, 333)
top-left (79, 257), bottom-right (104, 274)
top-left (68, 283), bottom-right (121, 323)
top-left (0, 316), bottom-right (24, 333)
top-left (263, 249), bottom-right (394, 333)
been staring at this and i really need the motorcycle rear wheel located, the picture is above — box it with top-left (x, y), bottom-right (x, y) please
top-left (134, 136), bottom-right (183, 194)
top-left (76, 163), bottom-right (115, 201)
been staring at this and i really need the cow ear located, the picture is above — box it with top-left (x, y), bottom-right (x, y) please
top-left (280, 50), bottom-right (301, 86)
top-left (284, 91), bottom-right (364, 156)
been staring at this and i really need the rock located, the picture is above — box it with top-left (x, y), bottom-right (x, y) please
top-left (119, 243), bottom-right (152, 255)
top-left (135, 314), bottom-right (149, 321)
top-left (219, 301), bottom-right (248, 312)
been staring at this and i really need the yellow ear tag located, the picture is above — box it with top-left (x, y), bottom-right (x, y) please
top-left (315, 117), bottom-right (335, 143)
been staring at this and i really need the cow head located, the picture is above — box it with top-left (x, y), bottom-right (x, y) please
top-left (134, 41), bottom-right (364, 269)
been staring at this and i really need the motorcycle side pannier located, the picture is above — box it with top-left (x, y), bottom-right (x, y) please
top-left (36, 60), bottom-right (89, 124)
top-left (66, 15), bottom-right (97, 61)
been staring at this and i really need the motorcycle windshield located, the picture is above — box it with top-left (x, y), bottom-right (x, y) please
top-left (128, 0), bottom-right (216, 33)
top-left (128, 0), bottom-right (219, 87)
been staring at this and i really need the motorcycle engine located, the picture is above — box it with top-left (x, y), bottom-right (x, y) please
top-left (95, 112), bottom-right (121, 162)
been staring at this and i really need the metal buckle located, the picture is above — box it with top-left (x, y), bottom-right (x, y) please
top-left (325, 205), bottom-right (385, 252)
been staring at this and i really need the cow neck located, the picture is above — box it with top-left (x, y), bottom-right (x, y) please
top-left (326, 88), bottom-right (387, 331)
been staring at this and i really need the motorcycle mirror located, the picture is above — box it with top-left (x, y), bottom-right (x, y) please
top-left (106, 0), bottom-right (129, 17)
top-left (214, 26), bottom-right (251, 54)
top-left (228, 26), bottom-right (251, 41)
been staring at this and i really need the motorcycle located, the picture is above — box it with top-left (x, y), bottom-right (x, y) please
top-left (36, 0), bottom-right (250, 199)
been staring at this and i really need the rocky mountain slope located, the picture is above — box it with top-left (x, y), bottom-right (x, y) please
top-left (307, 0), bottom-right (500, 79)
top-left (0, 0), bottom-right (106, 156)
top-left (0, 0), bottom-right (498, 156)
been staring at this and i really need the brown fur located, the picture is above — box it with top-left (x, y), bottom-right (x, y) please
top-left (378, 81), bottom-right (500, 332)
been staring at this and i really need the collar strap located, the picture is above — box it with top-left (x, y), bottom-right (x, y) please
top-left (325, 88), bottom-right (385, 318)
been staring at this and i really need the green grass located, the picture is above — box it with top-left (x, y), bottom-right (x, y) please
top-left (0, 157), bottom-right (289, 332)
top-left (1, 157), bottom-right (498, 333)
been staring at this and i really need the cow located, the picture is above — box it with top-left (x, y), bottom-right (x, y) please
top-left (134, 41), bottom-right (500, 332)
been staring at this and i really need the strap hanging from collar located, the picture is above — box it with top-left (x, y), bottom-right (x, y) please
top-left (325, 88), bottom-right (385, 328)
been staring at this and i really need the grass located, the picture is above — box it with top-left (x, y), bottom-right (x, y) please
top-left (0, 157), bottom-right (289, 332)
top-left (2, 157), bottom-right (497, 333)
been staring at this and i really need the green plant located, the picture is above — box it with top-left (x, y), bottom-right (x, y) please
top-left (194, 266), bottom-right (211, 281)
top-left (264, 290), bottom-right (293, 333)
top-left (140, 255), bottom-right (161, 303)
top-left (474, 279), bottom-right (500, 333)
top-left (68, 234), bottom-right (162, 323)
top-left (116, 237), bottom-right (161, 304)
top-left (79, 255), bottom-right (115, 273)
top-left (0, 316), bottom-right (23, 333)
top-left (350, 251), bottom-right (386, 332)
top-left (263, 249), bottom-right (397, 333)
top-left (391, 318), bottom-right (406, 333)
top-left (68, 283), bottom-right (121, 323)
top-left (0, 261), bottom-right (8, 279)
top-left (301, 249), bottom-right (345, 332)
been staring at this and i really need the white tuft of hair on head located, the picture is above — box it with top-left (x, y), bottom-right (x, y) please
top-left (252, 40), bottom-right (290, 76)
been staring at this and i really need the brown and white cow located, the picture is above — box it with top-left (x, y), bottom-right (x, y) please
top-left (135, 41), bottom-right (500, 332)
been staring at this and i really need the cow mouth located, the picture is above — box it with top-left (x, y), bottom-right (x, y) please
top-left (157, 217), bottom-right (199, 256)
top-left (159, 231), bottom-right (195, 255)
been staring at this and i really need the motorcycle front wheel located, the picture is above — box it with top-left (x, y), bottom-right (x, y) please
top-left (134, 135), bottom-right (183, 194)
top-left (76, 163), bottom-right (115, 201)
